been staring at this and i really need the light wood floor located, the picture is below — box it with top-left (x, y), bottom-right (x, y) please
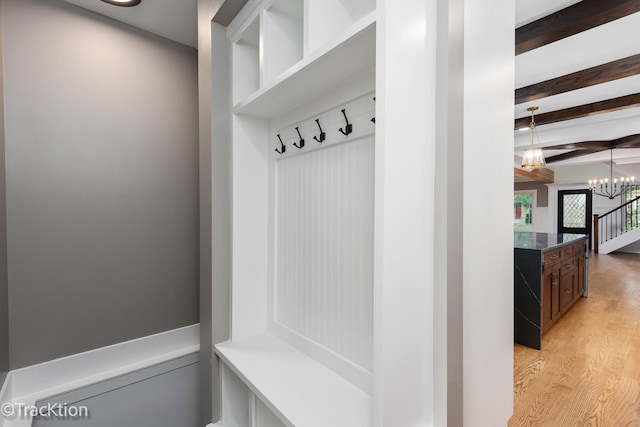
top-left (510, 252), bottom-right (640, 427)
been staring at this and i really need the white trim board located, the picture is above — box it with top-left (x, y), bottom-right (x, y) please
top-left (0, 324), bottom-right (199, 427)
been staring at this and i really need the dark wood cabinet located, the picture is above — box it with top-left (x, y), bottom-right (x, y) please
top-left (515, 233), bottom-right (588, 350)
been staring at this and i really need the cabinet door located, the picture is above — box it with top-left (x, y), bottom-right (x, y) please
top-left (542, 264), bottom-right (561, 332)
top-left (560, 259), bottom-right (576, 312)
top-left (551, 267), bottom-right (562, 321)
top-left (576, 254), bottom-right (586, 297)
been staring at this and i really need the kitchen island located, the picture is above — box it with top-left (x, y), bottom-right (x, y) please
top-left (514, 232), bottom-right (588, 350)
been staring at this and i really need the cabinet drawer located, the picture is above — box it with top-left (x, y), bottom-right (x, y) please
top-left (562, 244), bottom-right (575, 258)
top-left (543, 249), bottom-right (562, 266)
top-left (561, 258), bottom-right (575, 272)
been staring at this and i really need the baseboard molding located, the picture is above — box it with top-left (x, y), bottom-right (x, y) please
top-left (0, 324), bottom-right (199, 427)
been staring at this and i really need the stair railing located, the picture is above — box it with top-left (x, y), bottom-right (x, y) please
top-left (593, 195), bottom-right (640, 253)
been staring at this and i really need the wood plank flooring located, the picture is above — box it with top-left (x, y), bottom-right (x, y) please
top-left (510, 252), bottom-right (640, 427)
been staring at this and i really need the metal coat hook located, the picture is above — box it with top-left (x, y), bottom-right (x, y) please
top-left (338, 109), bottom-right (353, 136)
top-left (275, 134), bottom-right (286, 154)
top-left (313, 119), bottom-right (326, 143)
top-left (371, 97), bottom-right (376, 124)
top-left (293, 127), bottom-right (305, 149)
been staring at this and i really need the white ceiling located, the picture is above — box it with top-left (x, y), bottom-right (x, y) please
top-left (515, 0), bottom-right (582, 27)
top-left (63, 0), bottom-right (197, 48)
top-left (514, 1), bottom-right (640, 179)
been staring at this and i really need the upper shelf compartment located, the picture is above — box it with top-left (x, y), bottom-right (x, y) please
top-left (234, 11), bottom-right (376, 118)
top-left (263, 0), bottom-right (304, 84)
top-left (232, 16), bottom-right (260, 106)
top-left (305, 0), bottom-right (376, 55)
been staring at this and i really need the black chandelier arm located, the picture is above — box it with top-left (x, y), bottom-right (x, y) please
top-left (590, 184), bottom-right (630, 200)
top-left (588, 145), bottom-right (637, 199)
top-left (591, 189), bottom-right (620, 200)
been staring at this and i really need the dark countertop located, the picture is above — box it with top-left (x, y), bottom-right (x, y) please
top-left (514, 232), bottom-right (588, 251)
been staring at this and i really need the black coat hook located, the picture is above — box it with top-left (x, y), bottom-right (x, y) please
top-left (293, 127), bottom-right (305, 149)
top-left (313, 119), bottom-right (326, 143)
top-left (275, 134), bottom-right (286, 154)
top-left (371, 97), bottom-right (376, 124)
top-left (339, 109), bottom-right (353, 136)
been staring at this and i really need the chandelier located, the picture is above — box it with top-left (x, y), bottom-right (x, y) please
top-left (521, 106), bottom-right (546, 170)
top-left (588, 147), bottom-right (635, 199)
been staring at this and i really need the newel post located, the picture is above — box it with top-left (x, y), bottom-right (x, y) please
top-left (593, 214), bottom-right (600, 254)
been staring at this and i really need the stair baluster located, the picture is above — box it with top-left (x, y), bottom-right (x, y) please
top-left (593, 194), bottom-right (640, 253)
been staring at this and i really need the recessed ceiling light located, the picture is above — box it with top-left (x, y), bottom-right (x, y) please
top-left (101, 0), bottom-right (142, 7)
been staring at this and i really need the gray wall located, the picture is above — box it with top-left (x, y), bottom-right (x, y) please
top-left (34, 356), bottom-right (200, 427)
top-left (3, 0), bottom-right (199, 369)
top-left (0, 0), bottom-right (8, 388)
top-left (515, 181), bottom-right (549, 207)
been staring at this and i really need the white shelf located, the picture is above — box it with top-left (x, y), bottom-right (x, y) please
top-left (233, 11), bottom-right (376, 118)
top-left (215, 333), bottom-right (372, 427)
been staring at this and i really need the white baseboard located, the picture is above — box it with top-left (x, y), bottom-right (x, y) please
top-left (0, 324), bottom-right (199, 427)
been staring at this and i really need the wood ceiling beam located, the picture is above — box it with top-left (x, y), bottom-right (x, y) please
top-left (544, 135), bottom-right (640, 151)
top-left (543, 135), bottom-right (640, 164)
top-left (543, 141), bottom-right (613, 151)
top-left (515, 54), bottom-right (640, 105)
top-left (516, 0), bottom-right (640, 55)
top-left (611, 134), bottom-right (640, 148)
top-left (514, 167), bottom-right (554, 184)
top-left (514, 93), bottom-right (640, 129)
top-left (545, 148), bottom-right (610, 164)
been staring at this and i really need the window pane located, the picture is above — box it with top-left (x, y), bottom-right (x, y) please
top-left (624, 187), bottom-right (640, 231)
top-left (562, 194), bottom-right (586, 228)
top-left (514, 193), bottom-right (533, 228)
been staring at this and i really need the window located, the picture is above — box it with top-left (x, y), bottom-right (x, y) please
top-left (622, 185), bottom-right (640, 232)
top-left (514, 191), bottom-right (535, 229)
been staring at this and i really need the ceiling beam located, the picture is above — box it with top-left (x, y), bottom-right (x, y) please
top-left (612, 134), bottom-right (640, 148)
top-left (514, 167), bottom-right (554, 184)
top-left (516, 0), bottom-right (640, 55)
top-left (545, 148), bottom-right (610, 164)
top-left (514, 93), bottom-right (640, 129)
top-left (515, 54), bottom-right (640, 105)
top-left (543, 134), bottom-right (640, 164)
top-left (543, 141), bottom-right (613, 151)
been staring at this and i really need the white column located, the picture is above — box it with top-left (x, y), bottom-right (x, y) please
top-left (374, 1), bottom-right (437, 425)
top-left (378, 0), bottom-right (515, 425)
top-left (462, 0), bottom-right (515, 425)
